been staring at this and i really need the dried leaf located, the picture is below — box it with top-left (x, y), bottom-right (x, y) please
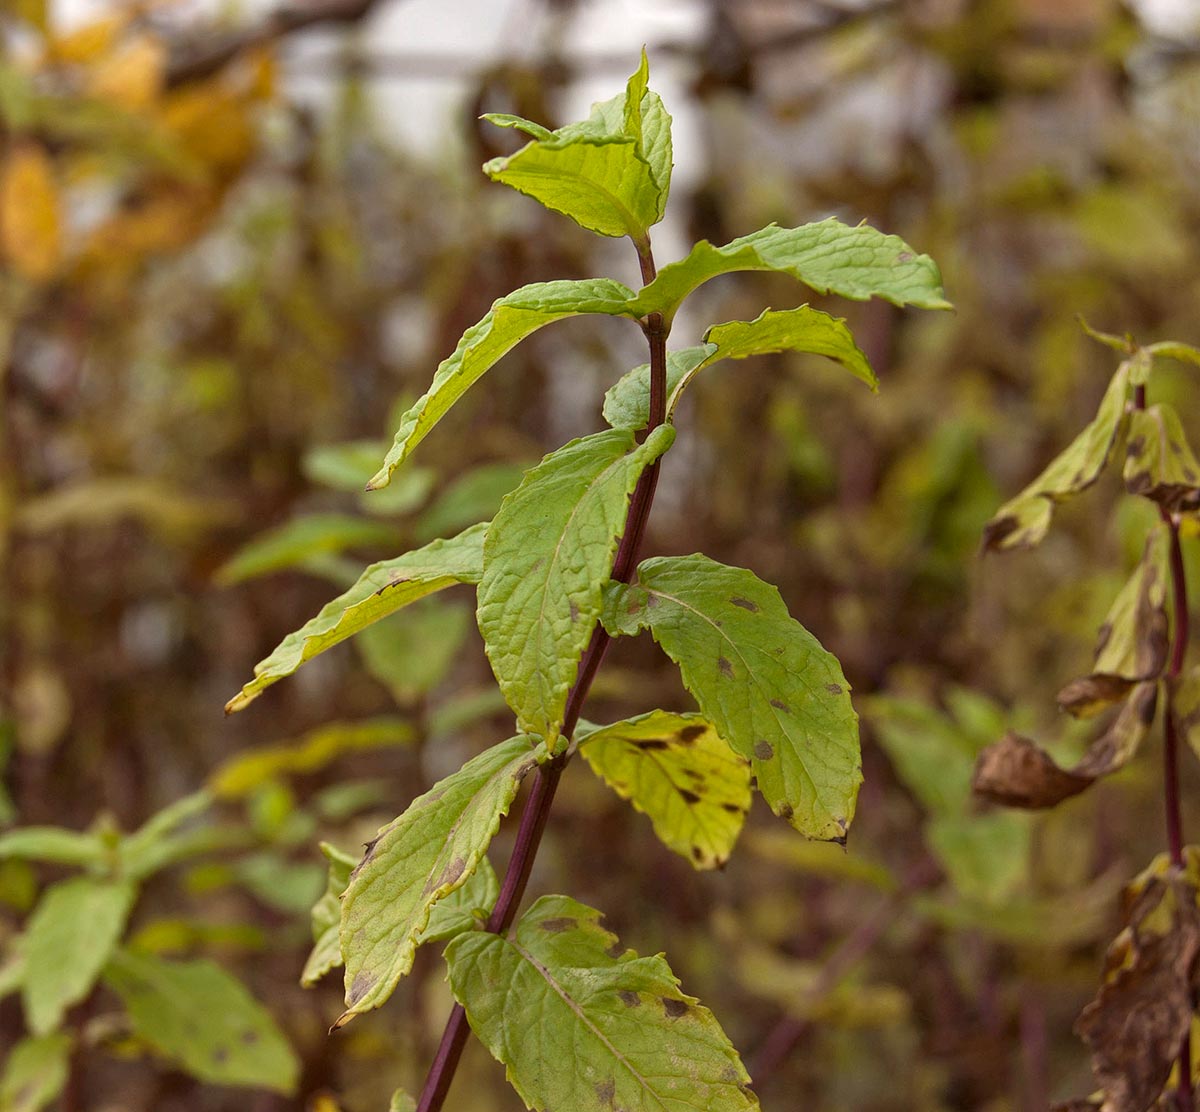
top-left (974, 683), bottom-right (1158, 808)
top-left (1074, 852), bottom-right (1200, 1112)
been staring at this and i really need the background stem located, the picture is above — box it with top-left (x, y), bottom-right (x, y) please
top-left (415, 240), bottom-right (667, 1112)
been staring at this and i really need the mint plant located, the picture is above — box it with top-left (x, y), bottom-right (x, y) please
top-left (976, 323), bottom-right (1200, 1111)
top-left (227, 53), bottom-right (948, 1111)
top-left (0, 791), bottom-right (299, 1107)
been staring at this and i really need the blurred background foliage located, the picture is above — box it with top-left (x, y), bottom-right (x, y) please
top-left (2, 0), bottom-right (1200, 1108)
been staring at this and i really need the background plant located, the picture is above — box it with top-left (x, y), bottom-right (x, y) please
top-left (4, 1), bottom-right (1200, 1108)
top-left (973, 324), bottom-right (1200, 1111)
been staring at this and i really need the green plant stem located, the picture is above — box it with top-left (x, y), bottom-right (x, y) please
top-left (415, 241), bottom-right (667, 1112)
top-left (1135, 383), bottom-right (1193, 1109)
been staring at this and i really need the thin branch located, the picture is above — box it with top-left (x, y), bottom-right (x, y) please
top-left (164, 0), bottom-right (389, 88)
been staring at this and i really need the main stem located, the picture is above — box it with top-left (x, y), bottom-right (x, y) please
top-left (415, 242), bottom-right (667, 1112)
top-left (1135, 384), bottom-right (1193, 1109)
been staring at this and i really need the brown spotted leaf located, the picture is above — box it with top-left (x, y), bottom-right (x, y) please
top-left (601, 554), bottom-right (860, 842)
top-left (983, 364), bottom-right (1131, 551)
top-left (1171, 666), bottom-right (1200, 762)
top-left (579, 710), bottom-right (752, 869)
top-left (102, 948), bottom-right (298, 1093)
top-left (974, 683), bottom-right (1158, 808)
top-left (337, 735), bottom-right (547, 1023)
top-left (478, 426), bottom-right (674, 743)
top-left (445, 895), bottom-right (759, 1112)
top-left (1124, 404), bottom-right (1200, 513)
top-left (1074, 851), bottom-right (1200, 1112)
top-left (1058, 525), bottom-right (1171, 718)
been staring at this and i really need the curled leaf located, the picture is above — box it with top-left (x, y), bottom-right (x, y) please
top-left (1124, 404), bottom-right (1200, 514)
top-left (973, 683), bottom-right (1158, 809)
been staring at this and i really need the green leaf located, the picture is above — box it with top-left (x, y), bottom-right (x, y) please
top-left (926, 813), bottom-right (1032, 905)
top-left (23, 876), bottom-right (136, 1035)
top-left (580, 711), bottom-right (751, 869)
top-left (1147, 340), bottom-right (1200, 370)
top-left (604, 306), bottom-right (876, 431)
top-left (368, 281), bottom-right (637, 491)
top-left (0, 934), bottom-right (26, 999)
top-left (0, 1033), bottom-right (71, 1112)
top-left (416, 462), bottom-right (528, 541)
top-left (103, 948), bottom-right (298, 1093)
top-left (119, 790), bottom-right (214, 880)
top-left (337, 736), bottom-right (547, 1023)
top-left (389, 1091), bottom-right (418, 1112)
top-left (0, 827), bottom-right (107, 869)
top-left (700, 305), bottom-right (878, 391)
top-left (866, 695), bottom-right (980, 818)
top-left (225, 524), bottom-right (486, 713)
top-left (482, 52), bottom-right (670, 241)
top-left (214, 514), bottom-right (400, 586)
top-left (628, 219), bottom-right (951, 325)
top-left (418, 856), bottom-right (499, 944)
top-left (602, 555), bottom-right (860, 842)
top-left (983, 363), bottom-right (1132, 551)
top-left (1124, 403), bottom-right (1200, 513)
top-left (478, 426), bottom-right (675, 742)
top-left (301, 842), bottom-right (358, 988)
top-left (303, 439), bottom-right (389, 490)
top-left (445, 895), bottom-right (758, 1112)
top-left (356, 598), bottom-right (472, 704)
top-left (603, 346), bottom-right (716, 431)
top-left (211, 717), bottom-right (414, 796)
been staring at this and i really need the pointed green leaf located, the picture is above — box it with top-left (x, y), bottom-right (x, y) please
top-left (1078, 317), bottom-right (1137, 355)
top-left (338, 736), bottom-right (547, 1022)
top-left (445, 895), bottom-right (759, 1112)
top-left (699, 305), bottom-right (878, 392)
top-left (23, 876), bottom-right (136, 1035)
top-left (418, 856), bottom-right (499, 944)
top-left (603, 346), bottom-right (716, 431)
top-left (119, 790), bottom-right (215, 880)
top-left (301, 842), bottom-right (358, 988)
top-left (415, 462), bottom-right (528, 541)
top-left (1124, 403), bottom-right (1200, 512)
top-left (983, 363), bottom-right (1132, 550)
top-left (627, 219), bottom-right (950, 325)
top-left (580, 710), bottom-right (751, 869)
top-left (1146, 340), bottom-right (1200, 369)
top-left (602, 555), bottom-right (860, 841)
top-left (225, 524), bottom-right (486, 713)
top-left (369, 281), bottom-right (637, 490)
top-left (926, 813), bottom-right (1032, 905)
top-left (356, 598), bottom-right (472, 705)
top-left (478, 426), bottom-right (675, 741)
top-left (0, 827), bottom-right (107, 869)
top-left (103, 948), bottom-right (298, 1093)
top-left (482, 52), bottom-right (671, 240)
top-left (0, 1033), bottom-right (71, 1112)
top-left (214, 514), bottom-right (399, 586)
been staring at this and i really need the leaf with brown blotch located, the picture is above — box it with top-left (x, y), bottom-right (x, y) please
top-left (982, 363), bottom-right (1131, 551)
top-left (974, 683), bottom-right (1158, 809)
top-left (1073, 851), bottom-right (1200, 1112)
top-left (1124, 404), bottom-right (1200, 514)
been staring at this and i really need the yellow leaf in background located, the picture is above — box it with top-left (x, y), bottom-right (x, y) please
top-left (47, 12), bottom-right (129, 64)
top-left (0, 144), bottom-right (62, 282)
top-left (86, 32), bottom-right (165, 112)
top-left (161, 82), bottom-right (255, 175)
top-left (10, 0), bottom-right (48, 33)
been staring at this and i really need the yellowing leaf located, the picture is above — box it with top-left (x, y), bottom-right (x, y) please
top-left (580, 711), bottom-right (751, 869)
top-left (0, 144), bottom-right (62, 283)
top-left (1124, 404), bottom-right (1200, 513)
top-left (48, 13), bottom-right (129, 64)
top-left (86, 33), bottom-right (165, 113)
